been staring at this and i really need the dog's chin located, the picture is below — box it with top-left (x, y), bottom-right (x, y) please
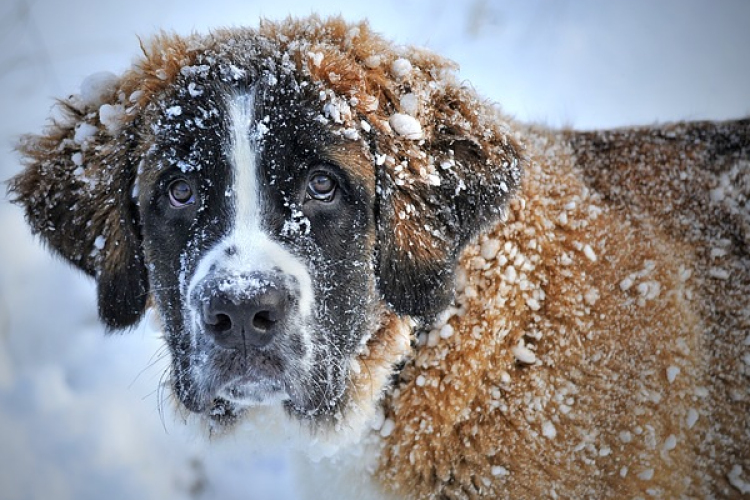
top-left (197, 379), bottom-right (289, 428)
top-left (172, 358), bottom-right (291, 421)
top-left (217, 377), bottom-right (288, 406)
top-left (189, 371), bottom-right (350, 429)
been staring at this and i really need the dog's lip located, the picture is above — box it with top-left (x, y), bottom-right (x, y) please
top-left (215, 373), bottom-right (287, 405)
top-left (220, 373), bottom-right (283, 392)
top-left (175, 360), bottom-right (287, 414)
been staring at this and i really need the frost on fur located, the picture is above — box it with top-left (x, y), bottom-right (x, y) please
top-left (9, 15), bottom-right (749, 500)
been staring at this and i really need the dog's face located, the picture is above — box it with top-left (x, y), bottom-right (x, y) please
top-left (140, 72), bottom-right (382, 421)
top-left (11, 18), bottom-right (522, 432)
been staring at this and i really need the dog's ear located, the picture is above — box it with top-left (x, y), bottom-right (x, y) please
top-left (373, 76), bottom-right (523, 320)
top-left (9, 72), bottom-right (149, 330)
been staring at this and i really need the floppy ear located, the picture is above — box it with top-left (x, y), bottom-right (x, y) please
top-left (374, 80), bottom-right (523, 320)
top-left (9, 72), bottom-right (149, 330)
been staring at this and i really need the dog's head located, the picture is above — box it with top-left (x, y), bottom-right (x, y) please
top-left (10, 17), bottom-right (522, 434)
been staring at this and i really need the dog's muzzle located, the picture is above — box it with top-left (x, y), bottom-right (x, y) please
top-left (178, 268), bottom-right (314, 416)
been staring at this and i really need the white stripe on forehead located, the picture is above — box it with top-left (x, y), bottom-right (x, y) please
top-left (227, 91), bottom-right (262, 235)
top-left (185, 89), bottom-right (314, 323)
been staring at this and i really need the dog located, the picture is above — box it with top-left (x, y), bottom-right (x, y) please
top-left (9, 15), bottom-right (750, 499)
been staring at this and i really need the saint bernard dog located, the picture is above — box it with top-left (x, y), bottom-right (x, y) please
top-left (9, 15), bottom-right (750, 500)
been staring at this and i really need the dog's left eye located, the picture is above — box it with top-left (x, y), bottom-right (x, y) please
top-left (168, 179), bottom-right (196, 208)
top-left (306, 172), bottom-right (337, 202)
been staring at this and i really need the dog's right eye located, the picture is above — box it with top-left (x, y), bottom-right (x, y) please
top-left (306, 171), bottom-right (338, 203)
top-left (168, 179), bottom-right (195, 208)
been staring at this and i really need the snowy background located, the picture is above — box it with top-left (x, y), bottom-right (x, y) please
top-left (0, 1), bottom-right (748, 499)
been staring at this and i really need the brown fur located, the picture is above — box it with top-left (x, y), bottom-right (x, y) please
top-left (8, 15), bottom-right (749, 500)
top-left (379, 122), bottom-right (750, 498)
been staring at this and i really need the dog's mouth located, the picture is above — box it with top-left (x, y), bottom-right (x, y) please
top-left (170, 268), bottom-right (367, 426)
top-left (216, 374), bottom-right (287, 405)
top-left (191, 351), bottom-right (294, 412)
top-left (169, 326), bottom-right (295, 415)
top-left (173, 270), bottom-right (314, 420)
top-left (178, 376), bottom-right (290, 428)
top-left (199, 375), bottom-right (289, 426)
top-left (171, 332), bottom-right (351, 427)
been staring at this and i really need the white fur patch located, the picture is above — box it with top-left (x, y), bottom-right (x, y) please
top-left (186, 89), bottom-right (315, 354)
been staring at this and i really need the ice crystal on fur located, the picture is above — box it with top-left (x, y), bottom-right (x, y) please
top-left (389, 113), bottom-right (423, 140)
top-left (78, 71), bottom-right (119, 108)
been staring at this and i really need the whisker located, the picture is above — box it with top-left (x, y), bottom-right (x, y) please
top-left (156, 367), bottom-right (172, 433)
top-left (128, 344), bottom-right (170, 390)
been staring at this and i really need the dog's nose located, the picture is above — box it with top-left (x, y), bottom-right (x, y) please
top-left (201, 276), bottom-right (289, 350)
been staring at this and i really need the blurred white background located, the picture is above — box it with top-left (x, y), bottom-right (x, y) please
top-left (0, 1), bottom-right (748, 499)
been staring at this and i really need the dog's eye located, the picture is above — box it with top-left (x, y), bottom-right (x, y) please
top-left (306, 172), bottom-right (337, 202)
top-left (168, 179), bottom-right (195, 208)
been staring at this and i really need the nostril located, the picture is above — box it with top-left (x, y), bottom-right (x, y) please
top-left (213, 313), bottom-right (233, 333)
top-left (252, 310), bottom-right (276, 332)
top-left (204, 305), bottom-right (234, 334)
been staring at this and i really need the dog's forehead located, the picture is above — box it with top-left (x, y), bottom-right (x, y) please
top-left (137, 59), bottom-right (375, 194)
top-left (124, 23), bottom-right (492, 207)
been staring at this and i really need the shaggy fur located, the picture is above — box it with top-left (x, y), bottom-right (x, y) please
top-left (9, 15), bottom-right (750, 499)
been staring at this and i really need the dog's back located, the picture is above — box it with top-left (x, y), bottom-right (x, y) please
top-left (571, 119), bottom-right (750, 497)
top-left (374, 119), bottom-right (749, 499)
